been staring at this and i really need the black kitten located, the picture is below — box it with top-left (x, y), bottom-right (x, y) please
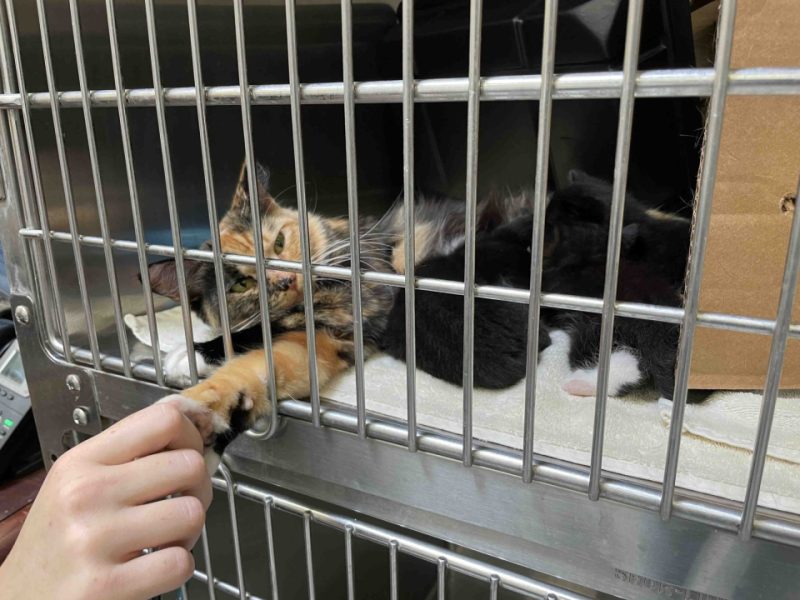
top-left (540, 172), bottom-right (692, 399)
top-left (383, 174), bottom-right (693, 400)
top-left (381, 216), bottom-right (551, 389)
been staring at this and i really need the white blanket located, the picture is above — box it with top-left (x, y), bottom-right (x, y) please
top-left (127, 307), bottom-right (800, 514)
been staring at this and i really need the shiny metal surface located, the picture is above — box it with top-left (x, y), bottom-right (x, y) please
top-left (187, 0), bottom-right (233, 363)
top-left (339, 0), bottom-right (367, 441)
top-left (21, 226), bottom-right (800, 340)
top-left (205, 463), bottom-right (593, 600)
top-left (522, 0), bottom-right (558, 485)
top-left (0, 69), bottom-right (798, 109)
top-left (1, 2), bottom-right (799, 599)
top-left (740, 178), bottom-right (800, 539)
top-left (460, 0), bottom-right (483, 467)
top-left (104, 0), bottom-right (165, 385)
top-left (284, 0), bottom-right (322, 427)
top-left (589, 0), bottom-right (644, 501)
top-left (232, 0), bottom-right (279, 439)
top-left (661, 0), bottom-right (738, 520)
top-left (66, 0), bottom-right (131, 378)
top-left (224, 419), bottom-right (800, 600)
top-left (143, 0), bottom-right (199, 385)
top-left (401, 0), bottom-right (418, 453)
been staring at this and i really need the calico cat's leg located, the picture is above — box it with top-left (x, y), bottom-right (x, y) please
top-left (160, 329), bottom-right (353, 470)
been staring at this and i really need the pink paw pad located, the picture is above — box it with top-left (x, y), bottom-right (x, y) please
top-left (562, 379), bottom-right (597, 397)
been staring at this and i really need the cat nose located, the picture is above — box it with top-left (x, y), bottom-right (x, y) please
top-left (275, 275), bottom-right (295, 291)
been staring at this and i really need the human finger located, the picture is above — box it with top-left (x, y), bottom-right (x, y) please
top-left (110, 495), bottom-right (206, 557)
top-left (113, 546), bottom-right (195, 600)
top-left (112, 448), bottom-right (212, 509)
top-left (76, 402), bottom-right (203, 465)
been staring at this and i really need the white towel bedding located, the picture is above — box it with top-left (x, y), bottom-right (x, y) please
top-left (127, 307), bottom-right (800, 514)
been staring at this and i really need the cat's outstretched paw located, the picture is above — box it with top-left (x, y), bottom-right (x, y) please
top-left (157, 394), bottom-right (227, 474)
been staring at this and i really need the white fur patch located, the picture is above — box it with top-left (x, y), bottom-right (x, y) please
top-left (163, 347), bottom-right (213, 389)
top-left (203, 450), bottom-right (222, 475)
top-left (563, 348), bottom-right (643, 397)
top-left (158, 394), bottom-right (230, 434)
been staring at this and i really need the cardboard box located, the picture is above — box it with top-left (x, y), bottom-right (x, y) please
top-left (688, 0), bottom-right (800, 389)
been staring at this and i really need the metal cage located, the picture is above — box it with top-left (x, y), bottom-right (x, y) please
top-left (0, 0), bottom-right (799, 598)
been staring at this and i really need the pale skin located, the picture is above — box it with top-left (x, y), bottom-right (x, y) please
top-left (0, 402), bottom-right (212, 600)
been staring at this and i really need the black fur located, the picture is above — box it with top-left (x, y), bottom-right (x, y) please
top-left (383, 172), bottom-right (695, 400)
top-left (381, 217), bottom-right (551, 389)
top-left (540, 172), bottom-right (693, 400)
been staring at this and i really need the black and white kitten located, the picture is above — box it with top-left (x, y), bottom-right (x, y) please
top-left (383, 174), bottom-right (693, 399)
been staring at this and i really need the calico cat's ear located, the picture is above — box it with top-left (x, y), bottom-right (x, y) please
top-left (144, 259), bottom-right (206, 303)
top-left (231, 160), bottom-right (276, 217)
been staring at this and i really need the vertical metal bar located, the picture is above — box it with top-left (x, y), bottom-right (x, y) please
top-left (340, 0), bottom-right (367, 439)
top-left (0, 3), bottom-right (31, 226)
top-left (104, 0), bottom-right (165, 386)
top-left (461, 0), bottom-right (483, 467)
top-left (232, 0), bottom-right (279, 435)
top-left (303, 511), bottom-right (316, 600)
top-left (0, 0), bottom-right (54, 349)
top-left (219, 465), bottom-right (246, 600)
top-left (264, 498), bottom-right (279, 600)
top-left (437, 557), bottom-right (446, 600)
top-left (186, 0), bottom-right (233, 362)
top-left (4, 0), bottom-right (72, 362)
top-left (284, 0), bottom-right (322, 426)
top-left (143, 0), bottom-right (198, 385)
top-left (522, 0), bottom-right (559, 485)
top-left (660, 0), bottom-right (738, 519)
top-left (344, 525), bottom-right (355, 600)
top-left (489, 574), bottom-right (500, 600)
top-left (36, 0), bottom-right (102, 370)
top-left (67, 0), bottom-right (131, 377)
top-left (739, 179), bottom-right (800, 539)
top-left (389, 540), bottom-right (399, 600)
top-left (401, 0), bottom-right (418, 452)
top-left (587, 0), bottom-right (645, 501)
top-left (200, 526), bottom-right (217, 600)
top-left (179, 583), bottom-right (189, 599)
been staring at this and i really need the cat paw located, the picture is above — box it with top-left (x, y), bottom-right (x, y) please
top-left (563, 349), bottom-right (643, 398)
top-left (163, 347), bottom-right (213, 389)
top-left (158, 394), bottom-right (228, 474)
top-left (562, 379), bottom-right (597, 397)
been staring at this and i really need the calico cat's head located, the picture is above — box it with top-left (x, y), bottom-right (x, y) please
top-left (145, 161), bottom-right (348, 330)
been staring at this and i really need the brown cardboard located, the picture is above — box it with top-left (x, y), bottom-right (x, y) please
top-left (688, 0), bottom-right (800, 389)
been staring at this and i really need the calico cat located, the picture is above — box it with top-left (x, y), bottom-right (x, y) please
top-left (149, 161), bottom-right (528, 465)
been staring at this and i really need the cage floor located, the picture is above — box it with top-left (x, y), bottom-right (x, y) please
top-left (323, 331), bottom-right (800, 516)
top-left (121, 308), bottom-right (800, 516)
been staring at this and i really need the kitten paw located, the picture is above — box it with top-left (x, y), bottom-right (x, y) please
top-left (563, 348), bottom-right (643, 398)
top-left (563, 379), bottom-right (597, 397)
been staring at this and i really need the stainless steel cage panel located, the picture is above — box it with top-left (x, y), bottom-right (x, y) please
top-left (1, 0), bottom-right (800, 598)
top-left (188, 464), bottom-right (592, 600)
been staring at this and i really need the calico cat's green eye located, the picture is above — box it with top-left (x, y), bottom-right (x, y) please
top-left (274, 231), bottom-right (285, 254)
top-left (230, 277), bottom-right (257, 293)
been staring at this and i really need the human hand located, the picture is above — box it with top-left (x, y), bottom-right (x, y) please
top-left (0, 401), bottom-right (212, 600)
